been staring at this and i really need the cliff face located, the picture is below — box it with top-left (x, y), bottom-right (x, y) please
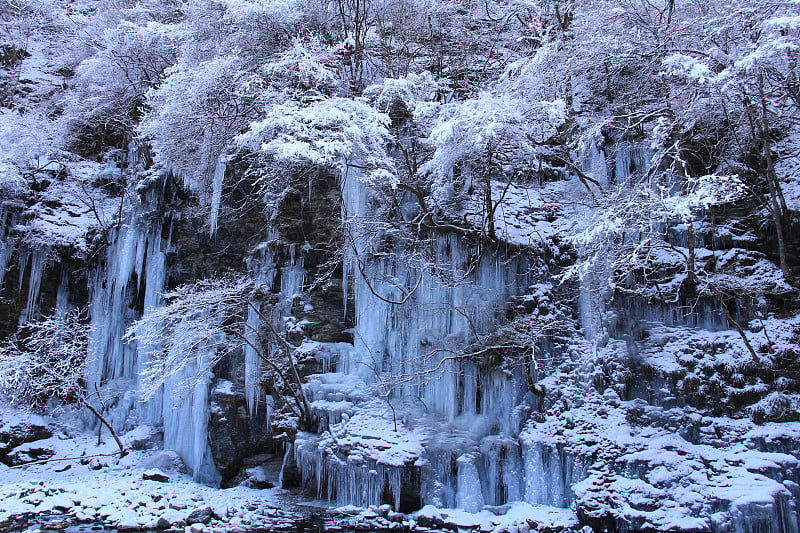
top-left (3, 140), bottom-right (799, 531)
top-left (2, 1), bottom-right (800, 531)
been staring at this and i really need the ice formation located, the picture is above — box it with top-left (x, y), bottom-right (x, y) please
top-left (43, 135), bottom-right (800, 532)
top-left (208, 156), bottom-right (226, 237)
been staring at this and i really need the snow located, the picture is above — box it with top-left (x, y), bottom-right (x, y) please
top-left (414, 502), bottom-right (579, 532)
top-left (0, 407), bottom-right (295, 531)
top-left (3, 1), bottom-right (800, 531)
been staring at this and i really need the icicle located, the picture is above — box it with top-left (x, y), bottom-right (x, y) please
top-left (209, 156), bottom-right (226, 237)
top-left (86, 181), bottom-right (170, 429)
top-left (480, 436), bottom-right (523, 506)
top-left (281, 244), bottom-right (305, 303)
top-left (311, 163), bottom-right (536, 510)
top-left (137, 226), bottom-right (171, 426)
top-left (127, 139), bottom-right (138, 171)
top-left (521, 441), bottom-right (585, 508)
top-left (0, 239), bottom-right (12, 291)
top-left (244, 245), bottom-right (277, 415)
top-left (19, 247), bottom-right (49, 325)
top-left (87, 219), bottom-right (142, 388)
top-left (55, 268), bottom-right (70, 317)
top-left (244, 301), bottom-right (262, 414)
top-left (279, 441), bottom-right (293, 488)
top-left (17, 250), bottom-right (29, 292)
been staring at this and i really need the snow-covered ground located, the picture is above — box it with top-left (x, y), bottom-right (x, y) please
top-left (0, 405), bottom-right (593, 533)
top-left (0, 404), bottom-right (596, 533)
top-left (0, 407), bottom-right (300, 532)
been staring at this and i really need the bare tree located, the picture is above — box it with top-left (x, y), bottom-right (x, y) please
top-left (126, 275), bottom-right (315, 433)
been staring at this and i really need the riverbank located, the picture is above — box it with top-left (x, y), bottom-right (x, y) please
top-left (0, 408), bottom-right (299, 532)
top-left (0, 408), bottom-right (586, 533)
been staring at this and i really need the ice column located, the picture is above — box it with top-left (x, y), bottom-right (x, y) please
top-left (18, 247), bottom-right (49, 325)
top-left (209, 156), bottom-right (226, 237)
top-left (163, 347), bottom-right (221, 486)
top-left (244, 245), bottom-right (277, 415)
top-left (457, 453), bottom-right (485, 512)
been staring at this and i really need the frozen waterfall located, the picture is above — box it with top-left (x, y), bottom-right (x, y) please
top-left (296, 167), bottom-right (538, 511)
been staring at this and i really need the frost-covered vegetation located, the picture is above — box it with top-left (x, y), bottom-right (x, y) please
top-left (1, 0), bottom-right (800, 532)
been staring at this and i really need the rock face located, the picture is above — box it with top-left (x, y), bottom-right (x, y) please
top-left (2, 136), bottom-right (800, 533)
top-left (207, 381), bottom-right (276, 486)
top-left (272, 170), bottom-right (352, 344)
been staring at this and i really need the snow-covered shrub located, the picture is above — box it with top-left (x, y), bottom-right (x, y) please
top-left (237, 96), bottom-right (394, 191)
top-left (140, 55), bottom-right (265, 198)
top-left (750, 392), bottom-right (800, 424)
top-left (0, 309), bottom-right (88, 408)
top-left (64, 20), bottom-right (179, 159)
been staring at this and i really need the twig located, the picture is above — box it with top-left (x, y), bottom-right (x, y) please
top-left (6, 451), bottom-right (124, 470)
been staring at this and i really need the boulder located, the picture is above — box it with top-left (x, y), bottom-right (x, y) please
top-left (186, 506), bottom-right (214, 525)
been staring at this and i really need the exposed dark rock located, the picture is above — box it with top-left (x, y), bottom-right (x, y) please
top-left (0, 421), bottom-right (52, 454)
top-left (207, 382), bottom-right (275, 486)
top-left (143, 469), bottom-right (170, 482)
top-left (185, 506), bottom-right (214, 525)
top-left (0, 418), bottom-right (54, 466)
top-left (6, 446), bottom-right (55, 466)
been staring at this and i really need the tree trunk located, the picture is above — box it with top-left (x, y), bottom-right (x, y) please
top-left (84, 401), bottom-right (127, 458)
top-left (484, 147), bottom-right (496, 241)
top-left (719, 296), bottom-right (760, 364)
top-left (758, 72), bottom-right (791, 282)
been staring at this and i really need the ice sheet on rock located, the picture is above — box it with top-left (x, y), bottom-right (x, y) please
top-left (414, 502), bottom-right (579, 532)
top-left (295, 400), bottom-right (426, 510)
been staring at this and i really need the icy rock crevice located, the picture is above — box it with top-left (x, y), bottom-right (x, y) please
top-left (0, 204), bottom-right (18, 291)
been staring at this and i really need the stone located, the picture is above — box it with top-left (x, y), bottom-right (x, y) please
top-left (186, 506), bottom-right (214, 525)
top-left (0, 421), bottom-right (52, 456)
top-left (143, 450), bottom-right (187, 473)
top-left (42, 518), bottom-right (71, 530)
top-left (158, 508), bottom-right (186, 528)
top-left (48, 493), bottom-right (75, 512)
top-left (143, 469), bottom-right (170, 482)
top-left (6, 446), bottom-right (54, 466)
